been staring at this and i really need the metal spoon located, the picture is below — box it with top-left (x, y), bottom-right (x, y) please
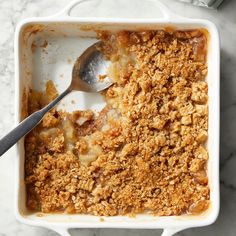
top-left (0, 41), bottom-right (112, 156)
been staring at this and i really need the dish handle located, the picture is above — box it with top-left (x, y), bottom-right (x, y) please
top-left (161, 227), bottom-right (187, 236)
top-left (49, 227), bottom-right (187, 236)
top-left (49, 0), bottom-right (187, 20)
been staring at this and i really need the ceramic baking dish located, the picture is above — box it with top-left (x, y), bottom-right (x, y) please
top-left (14, 0), bottom-right (220, 235)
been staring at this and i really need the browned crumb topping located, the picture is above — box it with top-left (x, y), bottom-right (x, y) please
top-left (25, 29), bottom-right (209, 216)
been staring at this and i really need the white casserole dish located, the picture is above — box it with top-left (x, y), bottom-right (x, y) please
top-left (14, 0), bottom-right (220, 235)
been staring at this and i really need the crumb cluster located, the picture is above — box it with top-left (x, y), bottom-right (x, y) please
top-left (25, 29), bottom-right (209, 216)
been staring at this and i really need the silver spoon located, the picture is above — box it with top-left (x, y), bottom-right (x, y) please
top-left (0, 41), bottom-right (112, 156)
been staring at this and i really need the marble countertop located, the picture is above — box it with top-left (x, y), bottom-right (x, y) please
top-left (0, 0), bottom-right (236, 235)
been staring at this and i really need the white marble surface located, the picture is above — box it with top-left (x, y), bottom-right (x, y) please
top-left (0, 0), bottom-right (236, 235)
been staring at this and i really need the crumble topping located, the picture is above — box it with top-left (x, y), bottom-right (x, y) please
top-left (25, 29), bottom-right (209, 216)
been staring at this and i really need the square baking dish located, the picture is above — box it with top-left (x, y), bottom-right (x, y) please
top-left (14, 0), bottom-right (220, 235)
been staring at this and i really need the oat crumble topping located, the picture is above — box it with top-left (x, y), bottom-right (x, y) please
top-left (25, 29), bottom-right (209, 216)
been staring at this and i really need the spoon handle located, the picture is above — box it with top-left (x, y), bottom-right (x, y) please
top-left (0, 88), bottom-right (71, 156)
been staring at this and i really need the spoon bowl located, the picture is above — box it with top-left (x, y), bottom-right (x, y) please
top-left (71, 41), bottom-right (112, 92)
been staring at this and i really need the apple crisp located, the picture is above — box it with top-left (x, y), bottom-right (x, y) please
top-left (25, 29), bottom-right (210, 216)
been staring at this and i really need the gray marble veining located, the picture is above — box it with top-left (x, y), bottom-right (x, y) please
top-left (0, 0), bottom-right (236, 235)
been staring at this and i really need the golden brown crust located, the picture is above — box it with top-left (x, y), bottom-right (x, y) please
top-left (25, 30), bottom-right (209, 216)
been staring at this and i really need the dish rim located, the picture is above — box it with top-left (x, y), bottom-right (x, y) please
top-left (14, 2), bottom-right (220, 235)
